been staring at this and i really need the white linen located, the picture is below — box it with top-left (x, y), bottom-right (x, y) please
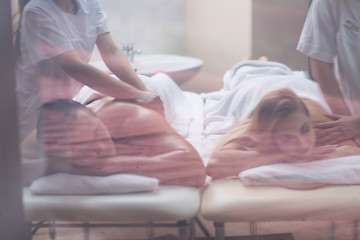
top-left (183, 91), bottom-right (206, 159)
top-left (239, 155), bottom-right (360, 190)
top-left (30, 173), bottom-right (159, 195)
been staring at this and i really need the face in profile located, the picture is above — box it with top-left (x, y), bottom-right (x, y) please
top-left (272, 111), bottom-right (315, 158)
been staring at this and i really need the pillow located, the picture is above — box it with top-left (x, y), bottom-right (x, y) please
top-left (30, 173), bottom-right (159, 195)
top-left (239, 155), bottom-right (360, 190)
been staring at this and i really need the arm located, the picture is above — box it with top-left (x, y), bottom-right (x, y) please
top-left (96, 33), bottom-right (147, 91)
top-left (96, 33), bottom-right (164, 115)
top-left (49, 146), bottom-right (206, 187)
top-left (206, 148), bottom-right (290, 180)
top-left (310, 57), bottom-right (350, 115)
top-left (206, 121), bottom-right (337, 180)
top-left (306, 62), bottom-right (360, 144)
top-left (207, 145), bottom-right (338, 180)
top-left (77, 150), bottom-right (206, 187)
top-left (205, 124), bottom-right (290, 179)
top-left (52, 50), bottom-right (156, 101)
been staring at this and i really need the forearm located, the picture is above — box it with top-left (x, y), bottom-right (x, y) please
top-left (206, 149), bottom-right (290, 179)
top-left (310, 58), bottom-right (351, 115)
top-left (96, 33), bottom-right (147, 91)
top-left (101, 48), bottom-right (147, 91)
top-left (53, 51), bottom-right (150, 101)
top-left (70, 65), bottom-right (144, 100)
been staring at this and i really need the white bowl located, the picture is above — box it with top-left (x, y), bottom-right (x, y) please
top-left (91, 54), bottom-right (203, 85)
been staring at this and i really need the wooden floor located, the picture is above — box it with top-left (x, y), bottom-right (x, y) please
top-left (31, 217), bottom-right (358, 240)
top-left (196, 233), bottom-right (294, 240)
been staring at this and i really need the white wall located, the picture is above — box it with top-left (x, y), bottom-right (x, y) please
top-left (183, 0), bottom-right (252, 92)
top-left (94, 0), bottom-right (187, 60)
top-left (98, 0), bottom-right (252, 93)
top-left (252, 0), bottom-right (309, 71)
top-left (99, 1), bottom-right (308, 93)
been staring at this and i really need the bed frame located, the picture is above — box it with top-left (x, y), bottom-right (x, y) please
top-left (23, 186), bottom-right (210, 240)
top-left (201, 179), bottom-right (360, 240)
top-left (21, 157), bottom-right (212, 240)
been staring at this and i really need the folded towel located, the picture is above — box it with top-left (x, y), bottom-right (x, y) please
top-left (223, 60), bottom-right (293, 90)
top-left (30, 173), bottom-right (159, 195)
top-left (239, 155), bottom-right (360, 190)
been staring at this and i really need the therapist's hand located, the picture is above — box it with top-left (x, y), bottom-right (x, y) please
top-left (314, 113), bottom-right (360, 146)
top-left (131, 92), bottom-right (165, 117)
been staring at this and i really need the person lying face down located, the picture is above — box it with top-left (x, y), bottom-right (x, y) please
top-left (36, 99), bottom-right (206, 187)
top-left (206, 88), bottom-right (360, 180)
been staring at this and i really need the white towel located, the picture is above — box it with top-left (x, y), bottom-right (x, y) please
top-left (30, 173), bottom-right (159, 195)
top-left (239, 155), bottom-right (360, 190)
top-left (223, 60), bottom-right (293, 90)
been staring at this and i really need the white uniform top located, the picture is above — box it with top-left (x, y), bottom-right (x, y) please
top-left (16, 0), bottom-right (110, 140)
top-left (297, 0), bottom-right (360, 115)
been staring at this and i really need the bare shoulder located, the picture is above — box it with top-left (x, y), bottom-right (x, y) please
top-left (303, 99), bottom-right (329, 123)
top-left (213, 120), bottom-right (256, 151)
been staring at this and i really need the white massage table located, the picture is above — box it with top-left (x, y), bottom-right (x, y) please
top-left (198, 61), bottom-right (360, 240)
top-left (23, 186), bottom-right (201, 240)
top-left (201, 179), bottom-right (360, 240)
top-left (22, 61), bottom-right (360, 240)
top-left (22, 73), bottom-right (210, 240)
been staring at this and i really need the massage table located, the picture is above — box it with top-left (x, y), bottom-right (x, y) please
top-left (198, 61), bottom-right (360, 240)
top-left (23, 186), bottom-right (202, 240)
top-left (22, 73), bottom-right (210, 240)
top-left (201, 179), bottom-right (360, 240)
top-left (22, 61), bottom-right (360, 240)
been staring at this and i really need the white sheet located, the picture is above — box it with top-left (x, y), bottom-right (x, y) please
top-left (30, 173), bottom-right (159, 195)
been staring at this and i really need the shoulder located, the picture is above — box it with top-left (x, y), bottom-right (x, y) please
top-left (23, 0), bottom-right (52, 15)
top-left (311, 0), bottom-right (335, 8)
top-left (303, 99), bottom-right (329, 123)
top-left (79, 0), bottom-right (103, 13)
top-left (214, 120), bottom-right (258, 151)
top-left (310, 0), bottom-right (345, 18)
top-left (22, 0), bottom-right (57, 22)
top-left (308, 0), bottom-right (336, 18)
